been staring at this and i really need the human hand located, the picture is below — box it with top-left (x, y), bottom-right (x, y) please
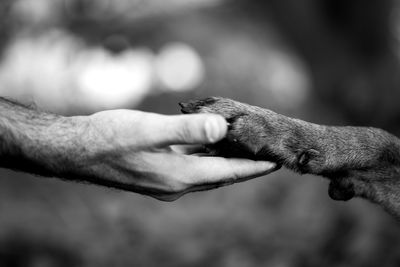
top-left (80, 110), bottom-right (278, 201)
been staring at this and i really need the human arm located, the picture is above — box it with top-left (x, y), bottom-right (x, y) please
top-left (0, 97), bottom-right (277, 201)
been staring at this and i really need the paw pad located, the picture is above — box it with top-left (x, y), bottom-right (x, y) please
top-left (328, 179), bottom-right (355, 201)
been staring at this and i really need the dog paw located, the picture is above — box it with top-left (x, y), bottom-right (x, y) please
top-left (180, 97), bottom-right (326, 173)
top-left (180, 97), bottom-right (274, 158)
top-left (181, 97), bottom-right (270, 158)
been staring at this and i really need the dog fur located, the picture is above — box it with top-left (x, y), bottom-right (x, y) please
top-left (180, 97), bottom-right (400, 218)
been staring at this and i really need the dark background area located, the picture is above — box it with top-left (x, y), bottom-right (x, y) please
top-left (1, 0), bottom-right (400, 266)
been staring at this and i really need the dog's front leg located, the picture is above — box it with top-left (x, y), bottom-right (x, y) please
top-left (180, 97), bottom-right (400, 218)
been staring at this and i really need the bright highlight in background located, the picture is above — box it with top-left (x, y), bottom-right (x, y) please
top-left (0, 31), bottom-right (206, 114)
top-left (155, 42), bottom-right (205, 92)
top-left (77, 48), bottom-right (154, 110)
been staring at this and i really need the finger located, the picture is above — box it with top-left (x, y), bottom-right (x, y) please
top-left (184, 156), bottom-right (279, 185)
top-left (152, 114), bottom-right (228, 146)
top-left (183, 181), bottom-right (234, 195)
top-left (170, 145), bottom-right (208, 155)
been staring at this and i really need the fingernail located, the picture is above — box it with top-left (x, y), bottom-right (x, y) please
top-left (205, 117), bottom-right (224, 143)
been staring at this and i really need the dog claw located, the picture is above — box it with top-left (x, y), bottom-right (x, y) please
top-left (178, 102), bottom-right (187, 108)
top-left (179, 102), bottom-right (191, 114)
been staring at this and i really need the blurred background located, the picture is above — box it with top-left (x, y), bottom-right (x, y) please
top-left (1, 0), bottom-right (400, 266)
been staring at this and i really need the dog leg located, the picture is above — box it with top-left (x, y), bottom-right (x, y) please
top-left (180, 97), bottom-right (400, 218)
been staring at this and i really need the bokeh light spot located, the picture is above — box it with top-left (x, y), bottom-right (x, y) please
top-left (77, 48), bottom-right (155, 110)
top-left (155, 42), bottom-right (205, 92)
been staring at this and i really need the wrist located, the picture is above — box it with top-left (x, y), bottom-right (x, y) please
top-left (46, 115), bottom-right (124, 184)
top-left (18, 114), bottom-right (96, 178)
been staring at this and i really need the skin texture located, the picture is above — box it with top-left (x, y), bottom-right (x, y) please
top-left (0, 97), bottom-right (277, 201)
top-left (180, 97), bottom-right (400, 218)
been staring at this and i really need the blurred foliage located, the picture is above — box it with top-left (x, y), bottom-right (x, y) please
top-left (1, 0), bottom-right (400, 267)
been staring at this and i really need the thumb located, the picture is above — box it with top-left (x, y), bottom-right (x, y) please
top-left (156, 114), bottom-right (228, 145)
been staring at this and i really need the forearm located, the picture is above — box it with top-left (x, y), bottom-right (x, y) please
top-left (0, 98), bottom-right (174, 192)
top-left (319, 126), bottom-right (400, 173)
top-left (285, 122), bottom-right (400, 174)
top-left (316, 126), bottom-right (400, 207)
top-left (277, 116), bottom-right (400, 215)
top-left (0, 97), bottom-right (94, 179)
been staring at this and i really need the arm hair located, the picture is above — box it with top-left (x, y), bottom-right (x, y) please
top-left (0, 97), bottom-right (94, 179)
